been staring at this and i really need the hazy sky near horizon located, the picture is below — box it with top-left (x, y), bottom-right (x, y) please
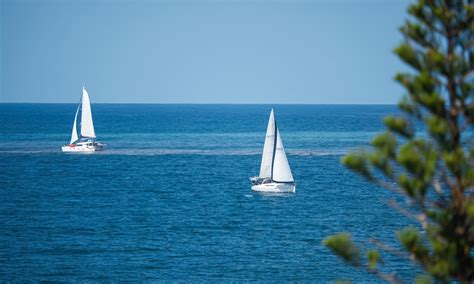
top-left (1, 0), bottom-right (411, 104)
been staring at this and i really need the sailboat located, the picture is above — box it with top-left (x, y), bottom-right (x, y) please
top-left (61, 87), bottom-right (106, 152)
top-left (251, 109), bottom-right (295, 193)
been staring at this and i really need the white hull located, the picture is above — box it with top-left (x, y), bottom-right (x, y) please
top-left (61, 144), bottom-right (105, 152)
top-left (251, 182), bottom-right (296, 193)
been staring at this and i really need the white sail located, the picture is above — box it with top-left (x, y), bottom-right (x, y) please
top-left (80, 87), bottom-right (96, 138)
top-left (272, 127), bottom-right (294, 182)
top-left (259, 109), bottom-right (276, 178)
top-left (69, 104), bottom-right (80, 144)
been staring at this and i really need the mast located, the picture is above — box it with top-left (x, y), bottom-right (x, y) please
top-left (271, 120), bottom-right (278, 180)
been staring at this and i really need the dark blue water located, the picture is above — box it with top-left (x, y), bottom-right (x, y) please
top-left (0, 104), bottom-right (417, 281)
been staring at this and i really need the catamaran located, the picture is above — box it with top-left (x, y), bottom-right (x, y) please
top-left (61, 87), bottom-right (105, 152)
top-left (251, 109), bottom-right (295, 193)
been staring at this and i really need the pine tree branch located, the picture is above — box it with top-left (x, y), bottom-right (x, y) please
top-left (369, 238), bottom-right (411, 261)
top-left (387, 199), bottom-right (428, 230)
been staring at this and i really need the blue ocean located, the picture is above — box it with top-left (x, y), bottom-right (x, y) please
top-left (0, 104), bottom-right (417, 281)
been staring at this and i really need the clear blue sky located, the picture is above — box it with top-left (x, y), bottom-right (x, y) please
top-left (1, 0), bottom-right (411, 104)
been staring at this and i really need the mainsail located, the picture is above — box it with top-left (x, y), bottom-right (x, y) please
top-left (272, 127), bottom-right (294, 182)
top-left (259, 109), bottom-right (294, 182)
top-left (80, 87), bottom-right (96, 138)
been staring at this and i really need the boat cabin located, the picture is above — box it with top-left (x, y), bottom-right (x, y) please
top-left (251, 177), bottom-right (272, 185)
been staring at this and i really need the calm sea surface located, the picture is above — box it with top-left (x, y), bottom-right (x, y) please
top-left (0, 104), bottom-right (418, 281)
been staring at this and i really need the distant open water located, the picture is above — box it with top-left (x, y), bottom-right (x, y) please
top-left (0, 104), bottom-right (419, 281)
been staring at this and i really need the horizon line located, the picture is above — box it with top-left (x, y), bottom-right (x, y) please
top-left (0, 102), bottom-right (398, 105)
